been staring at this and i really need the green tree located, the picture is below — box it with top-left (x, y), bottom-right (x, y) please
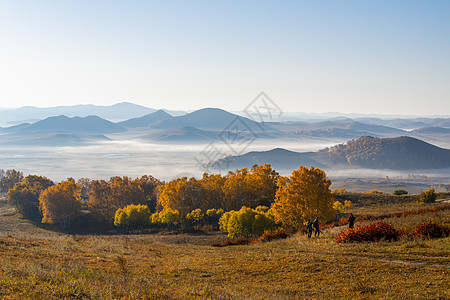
top-left (271, 166), bottom-right (335, 230)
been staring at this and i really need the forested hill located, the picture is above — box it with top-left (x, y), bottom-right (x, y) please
top-left (328, 136), bottom-right (450, 169)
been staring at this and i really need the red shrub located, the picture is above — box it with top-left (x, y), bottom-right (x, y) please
top-left (211, 237), bottom-right (253, 247)
top-left (258, 228), bottom-right (291, 242)
top-left (412, 221), bottom-right (450, 238)
top-left (336, 221), bottom-right (402, 243)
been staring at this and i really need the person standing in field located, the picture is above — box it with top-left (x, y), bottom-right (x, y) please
top-left (313, 217), bottom-right (320, 236)
top-left (306, 219), bottom-right (313, 238)
top-left (348, 213), bottom-right (355, 228)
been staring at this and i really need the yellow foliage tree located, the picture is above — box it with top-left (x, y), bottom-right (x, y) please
top-left (39, 178), bottom-right (81, 228)
top-left (218, 206), bottom-right (276, 238)
top-left (271, 166), bottom-right (335, 230)
top-left (114, 204), bottom-right (151, 230)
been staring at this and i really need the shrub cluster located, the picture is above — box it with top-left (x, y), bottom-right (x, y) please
top-left (412, 221), bottom-right (450, 238)
top-left (336, 219), bottom-right (450, 243)
top-left (393, 189), bottom-right (408, 195)
top-left (335, 221), bottom-right (401, 243)
top-left (211, 228), bottom-right (291, 247)
top-left (418, 188), bottom-right (436, 204)
top-left (211, 237), bottom-right (253, 247)
top-left (258, 228), bottom-right (291, 243)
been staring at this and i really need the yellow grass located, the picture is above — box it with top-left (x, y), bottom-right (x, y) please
top-left (0, 196), bottom-right (449, 299)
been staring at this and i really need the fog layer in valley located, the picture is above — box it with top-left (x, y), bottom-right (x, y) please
top-left (1, 138), bottom-right (449, 183)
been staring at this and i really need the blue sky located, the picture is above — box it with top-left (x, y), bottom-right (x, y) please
top-left (0, 0), bottom-right (449, 115)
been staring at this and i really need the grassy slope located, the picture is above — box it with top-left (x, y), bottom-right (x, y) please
top-left (0, 195), bottom-right (449, 299)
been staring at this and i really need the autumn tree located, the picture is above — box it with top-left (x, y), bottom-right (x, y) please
top-left (218, 206), bottom-right (276, 238)
top-left (205, 208), bottom-right (224, 226)
top-left (77, 178), bottom-right (92, 202)
top-left (39, 178), bottom-right (82, 228)
top-left (8, 175), bottom-right (54, 218)
top-left (114, 204), bottom-right (151, 230)
top-left (135, 175), bottom-right (162, 211)
top-left (88, 176), bottom-right (161, 225)
top-left (222, 164), bottom-right (279, 210)
top-left (198, 173), bottom-right (226, 209)
top-left (156, 164), bottom-right (278, 217)
top-left (156, 177), bottom-right (206, 216)
top-left (186, 208), bottom-right (204, 227)
top-left (246, 164), bottom-right (279, 207)
top-left (151, 208), bottom-right (180, 229)
top-left (0, 169), bottom-right (24, 193)
top-left (271, 166), bottom-right (335, 230)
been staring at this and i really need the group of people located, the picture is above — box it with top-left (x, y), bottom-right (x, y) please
top-left (305, 217), bottom-right (321, 238)
top-left (305, 213), bottom-right (356, 238)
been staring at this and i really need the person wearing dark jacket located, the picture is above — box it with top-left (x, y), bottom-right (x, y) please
top-left (306, 219), bottom-right (313, 238)
top-left (348, 213), bottom-right (355, 228)
top-left (313, 217), bottom-right (320, 236)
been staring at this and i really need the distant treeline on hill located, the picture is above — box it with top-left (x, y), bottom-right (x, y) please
top-left (326, 136), bottom-right (450, 169)
top-left (220, 136), bottom-right (450, 171)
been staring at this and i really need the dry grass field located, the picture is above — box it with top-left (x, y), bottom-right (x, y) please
top-left (0, 193), bottom-right (449, 299)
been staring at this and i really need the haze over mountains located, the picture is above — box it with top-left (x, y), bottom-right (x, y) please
top-left (1, 103), bottom-right (450, 172)
top-left (0, 102), bottom-right (185, 126)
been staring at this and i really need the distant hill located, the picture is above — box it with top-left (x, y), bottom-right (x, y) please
top-left (355, 117), bottom-right (450, 130)
top-left (139, 126), bottom-right (219, 143)
top-left (209, 136), bottom-right (450, 171)
top-left (149, 108), bottom-right (273, 132)
top-left (410, 127), bottom-right (450, 134)
top-left (0, 102), bottom-right (185, 126)
top-left (327, 136), bottom-right (450, 169)
top-left (0, 131), bottom-right (110, 146)
top-left (212, 148), bottom-right (325, 171)
top-left (4, 115), bottom-right (127, 135)
top-left (118, 110), bottom-right (173, 128)
top-left (270, 120), bottom-right (405, 139)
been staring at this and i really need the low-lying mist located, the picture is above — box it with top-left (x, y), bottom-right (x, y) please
top-left (1, 139), bottom-right (449, 183)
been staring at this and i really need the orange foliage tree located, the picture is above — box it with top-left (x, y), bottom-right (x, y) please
top-left (8, 175), bottom-right (54, 219)
top-left (157, 177), bottom-right (206, 216)
top-left (88, 176), bottom-right (161, 225)
top-left (271, 166), bottom-right (334, 230)
top-left (222, 164), bottom-right (279, 210)
top-left (39, 178), bottom-right (82, 228)
top-left (156, 164), bottom-right (279, 215)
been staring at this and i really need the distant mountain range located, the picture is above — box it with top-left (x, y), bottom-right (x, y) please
top-left (212, 136), bottom-right (450, 171)
top-left (0, 102), bottom-right (185, 126)
top-left (0, 103), bottom-right (449, 147)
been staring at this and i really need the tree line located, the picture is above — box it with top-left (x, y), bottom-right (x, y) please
top-left (3, 164), bottom-right (338, 236)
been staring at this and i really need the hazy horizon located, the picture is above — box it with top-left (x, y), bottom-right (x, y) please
top-left (1, 1), bottom-right (449, 115)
